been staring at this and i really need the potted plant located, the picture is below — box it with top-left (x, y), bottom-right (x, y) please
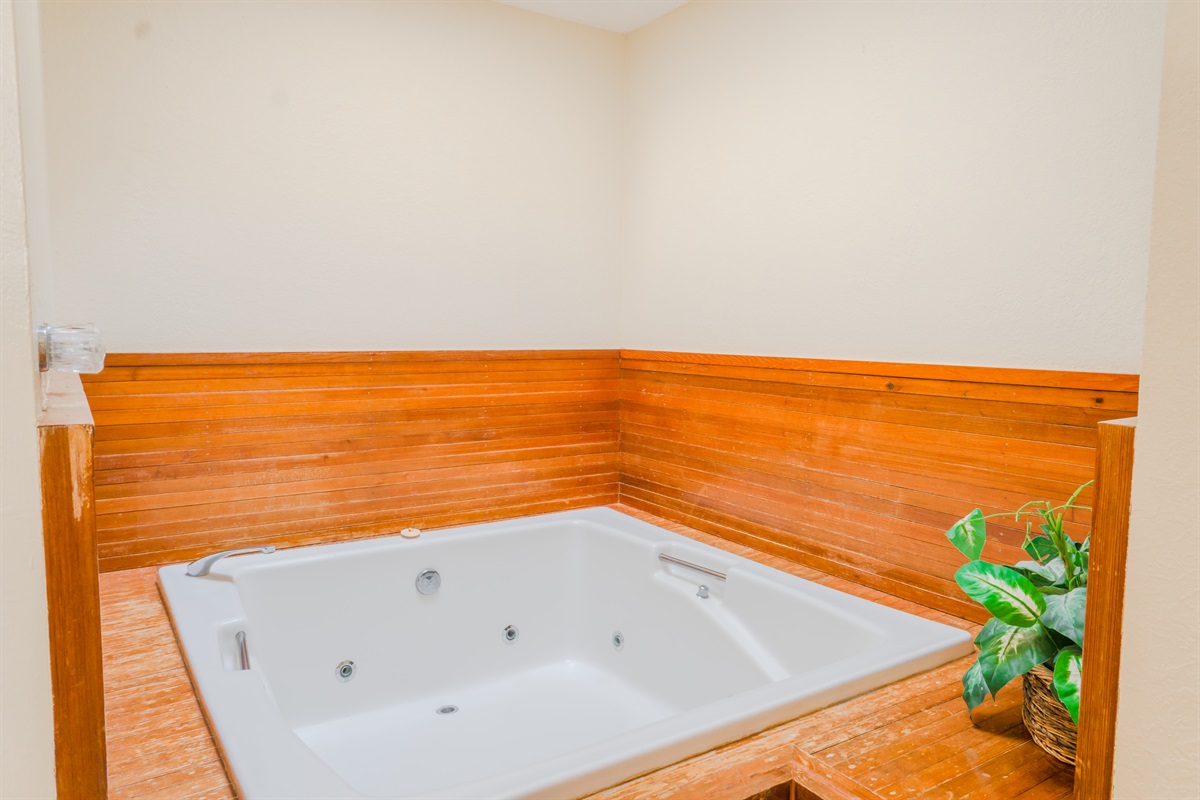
top-left (945, 482), bottom-right (1090, 765)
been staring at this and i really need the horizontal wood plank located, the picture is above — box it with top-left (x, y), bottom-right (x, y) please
top-left (84, 351), bottom-right (620, 571)
top-left (620, 358), bottom-right (1136, 411)
top-left (622, 349), bottom-right (1138, 393)
top-left (102, 349), bottom-right (619, 367)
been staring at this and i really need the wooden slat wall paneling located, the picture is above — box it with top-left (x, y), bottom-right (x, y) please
top-left (83, 351), bottom-right (620, 572)
top-left (38, 372), bottom-right (108, 800)
top-left (84, 347), bottom-right (1138, 625)
top-left (1074, 418), bottom-right (1136, 800)
top-left (617, 350), bottom-right (1139, 622)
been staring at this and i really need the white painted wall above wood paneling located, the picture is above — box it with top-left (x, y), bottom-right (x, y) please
top-left (40, 0), bottom-right (624, 353)
top-left (622, 1), bottom-right (1167, 373)
top-left (0, 0), bottom-right (56, 794)
top-left (37, 0), bottom-right (1168, 373)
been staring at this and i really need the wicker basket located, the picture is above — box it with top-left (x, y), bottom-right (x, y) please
top-left (1022, 663), bottom-right (1078, 765)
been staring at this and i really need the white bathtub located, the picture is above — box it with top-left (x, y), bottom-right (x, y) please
top-left (158, 507), bottom-right (972, 800)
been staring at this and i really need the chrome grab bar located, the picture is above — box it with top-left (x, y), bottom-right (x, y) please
top-left (186, 545), bottom-right (275, 577)
top-left (235, 631), bottom-right (250, 671)
top-left (658, 553), bottom-right (727, 582)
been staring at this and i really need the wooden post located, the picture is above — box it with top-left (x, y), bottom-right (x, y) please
top-left (1074, 417), bottom-right (1136, 800)
top-left (38, 375), bottom-right (107, 799)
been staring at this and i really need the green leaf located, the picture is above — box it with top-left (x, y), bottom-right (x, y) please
top-left (977, 622), bottom-right (1058, 696)
top-left (1022, 534), bottom-right (1058, 564)
top-left (1041, 587), bottom-right (1087, 646)
top-left (955, 561), bottom-right (1047, 627)
top-left (1043, 626), bottom-right (1076, 652)
top-left (947, 509), bottom-right (986, 560)
top-left (975, 617), bottom-right (1007, 647)
top-left (963, 660), bottom-right (989, 716)
top-left (1071, 539), bottom-right (1089, 582)
top-left (1053, 646), bottom-right (1083, 725)
top-left (1016, 558), bottom-right (1067, 588)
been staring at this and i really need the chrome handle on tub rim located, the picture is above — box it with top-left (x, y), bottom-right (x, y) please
top-left (658, 553), bottom-right (727, 582)
top-left (186, 545), bottom-right (276, 577)
top-left (235, 630), bottom-right (250, 670)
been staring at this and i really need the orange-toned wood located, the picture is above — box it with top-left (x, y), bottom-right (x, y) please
top-left (99, 505), bottom-right (1071, 800)
top-left (621, 350), bottom-right (1140, 394)
top-left (98, 349), bottom-right (609, 367)
top-left (82, 351), bottom-right (621, 571)
top-left (617, 350), bottom-right (1138, 622)
top-left (99, 567), bottom-right (234, 800)
top-left (40, 420), bottom-right (108, 799)
top-left (82, 348), bottom-right (1134, 614)
top-left (745, 783), bottom-right (793, 800)
top-left (793, 748), bottom-right (886, 799)
top-left (1074, 418), bottom-right (1136, 800)
top-left (619, 355), bottom-right (1137, 411)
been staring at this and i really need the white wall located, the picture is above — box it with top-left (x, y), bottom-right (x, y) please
top-left (40, 1), bottom-right (1170, 372)
top-left (623, 1), bottom-right (1166, 372)
top-left (1113, 2), bottom-right (1200, 796)
top-left (39, 0), bottom-right (624, 352)
top-left (0, 0), bottom-right (57, 795)
top-left (11, 0), bottom-right (52, 331)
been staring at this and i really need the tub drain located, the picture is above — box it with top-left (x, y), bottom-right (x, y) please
top-left (436, 705), bottom-right (459, 715)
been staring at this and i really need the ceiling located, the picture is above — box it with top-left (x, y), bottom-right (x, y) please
top-left (493, 0), bottom-right (688, 33)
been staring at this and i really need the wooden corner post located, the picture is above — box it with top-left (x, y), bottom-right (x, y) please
top-left (38, 375), bottom-right (108, 799)
top-left (1074, 417), bottom-right (1136, 800)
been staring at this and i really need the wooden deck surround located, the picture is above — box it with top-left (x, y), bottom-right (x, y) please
top-left (100, 505), bottom-right (1073, 800)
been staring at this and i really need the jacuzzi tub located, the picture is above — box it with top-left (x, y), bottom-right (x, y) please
top-left (158, 507), bottom-right (972, 799)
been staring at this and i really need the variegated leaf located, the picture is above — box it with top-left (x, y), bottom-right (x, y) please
top-left (963, 660), bottom-right (989, 717)
top-left (1015, 557), bottom-right (1067, 589)
top-left (955, 561), bottom-right (1047, 627)
top-left (1053, 646), bottom-right (1083, 725)
top-left (975, 617), bottom-right (1007, 647)
top-left (1041, 587), bottom-right (1086, 646)
top-left (947, 509), bottom-right (987, 561)
top-left (977, 621), bottom-right (1057, 696)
